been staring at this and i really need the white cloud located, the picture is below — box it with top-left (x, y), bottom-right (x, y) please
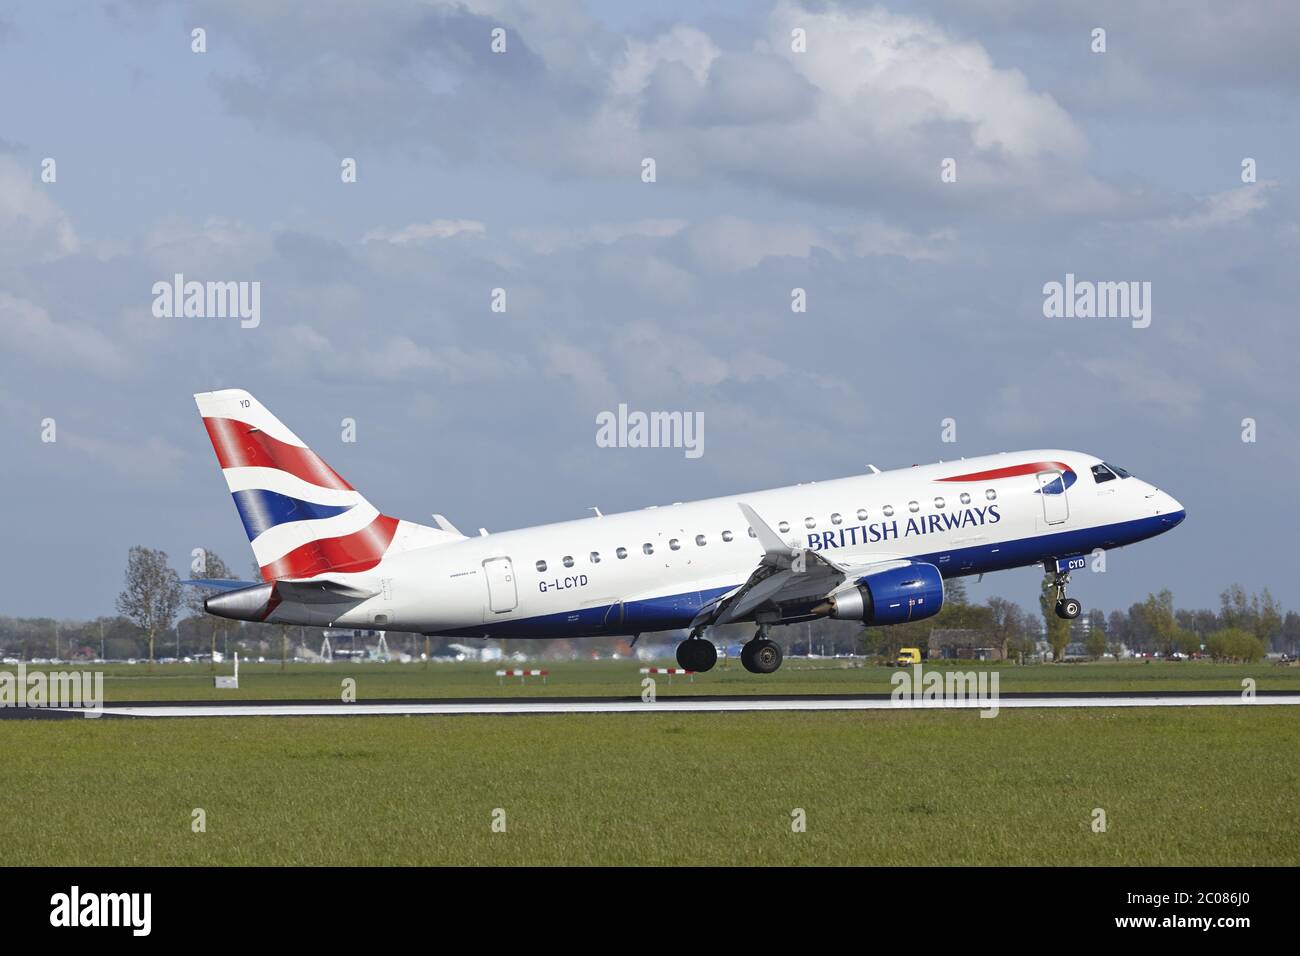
top-left (683, 216), bottom-right (952, 272)
top-left (767, 1), bottom-right (1083, 160)
top-left (510, 219), bottom-right (687, 255)
top-left (142, 216), bottom-right (271, 274)
top-left (189, 0), bottom-right (1116, 219)
top-left (0, 293), bottom-right (130, 378)
top-left (540, 340), bottom-right (618, 405)
top-left (0, 156), bottom-right (78, 265)
top-left (1166, 183), bottom-right (1276, 232)
top-left (362, 219), bottom-right (487, 245)
top-left (277, 323), bottom-right (523, 384)
top-left (686, 216), bottom-right (828, 272)
top-left (611, 25), bottom-right (719, 99)
top-left (558, 1), bottom-right (1110, 214)
top-left (1082, 355), bottom-right (1203, 417)
top-left (62, 432), bottom-right (187, 486)
top-left (835, 222), bottom-right (957, 261)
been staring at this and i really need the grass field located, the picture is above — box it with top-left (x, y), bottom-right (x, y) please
top-left (20, 658), bottom-right (1300, 702)
top-left (3, 706), bottom-right (1297, 865)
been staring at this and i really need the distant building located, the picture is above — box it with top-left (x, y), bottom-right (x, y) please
top-left (928, 628), bottom-right (1006, 662)
top-left (315, 628), bottom-right (389, 661)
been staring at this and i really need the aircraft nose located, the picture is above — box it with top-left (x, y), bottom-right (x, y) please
top-left (1156, 491), bottom-right (1186, 527)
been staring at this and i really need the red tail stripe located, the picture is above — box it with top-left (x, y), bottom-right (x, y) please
top-left (937, 461), bottom-right (1071, 482)
top-left (203, 417), bottom-right (353, 491)
top-left (259, 514), bottom-right (399, 581)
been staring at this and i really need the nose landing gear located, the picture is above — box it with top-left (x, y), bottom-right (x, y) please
top-left (1051, 571), bottom-right (1082, 620)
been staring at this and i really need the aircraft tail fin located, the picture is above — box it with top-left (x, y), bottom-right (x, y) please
top-left (193, 388), bottom-right (458, 581)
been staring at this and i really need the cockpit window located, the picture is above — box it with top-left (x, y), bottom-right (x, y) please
top-left (1103, 461), bottom-right (1131, 479)
top-left (1091, 464), bottom-right (1116, 484)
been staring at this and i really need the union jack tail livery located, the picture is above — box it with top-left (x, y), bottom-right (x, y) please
top-left (194, 389), bottom-right (452, 581)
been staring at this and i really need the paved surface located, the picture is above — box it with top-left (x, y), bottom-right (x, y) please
top-left (13, 690), bottom-right (1298, 718)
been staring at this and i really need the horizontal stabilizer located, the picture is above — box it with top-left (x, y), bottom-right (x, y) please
top-left (182, 578), bottom-right (261, 592)
top-left (431, 514), bottom-right (467, 537)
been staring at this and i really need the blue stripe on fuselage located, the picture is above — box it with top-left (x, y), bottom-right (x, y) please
top-left (431, 510), bottom-right (1185, 640)
top-left (231, 488), bottom-right (354, 540)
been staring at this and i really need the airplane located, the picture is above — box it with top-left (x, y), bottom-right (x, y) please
top-left (192, 389), bottom-right (1186, 674)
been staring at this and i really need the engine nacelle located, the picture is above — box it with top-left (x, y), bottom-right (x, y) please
top-left (818, 562), bottom-right (944, 626)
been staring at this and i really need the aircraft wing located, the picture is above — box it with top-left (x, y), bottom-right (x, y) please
top-left (692, 503), bottom-right (905, 628)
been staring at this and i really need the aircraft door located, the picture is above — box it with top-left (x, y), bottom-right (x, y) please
top-left (1037, 471), bottom-right (1069, 525)
top-left (483, 557), bottom-right (518, 613)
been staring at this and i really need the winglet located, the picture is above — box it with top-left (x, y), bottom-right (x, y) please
top-left (738, 502), bottom-right (788, 559)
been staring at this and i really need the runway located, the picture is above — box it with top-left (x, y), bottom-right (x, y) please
top-left (32, 690), bottom-right (1300, 718)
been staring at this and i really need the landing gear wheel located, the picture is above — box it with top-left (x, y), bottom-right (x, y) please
top-left (1049, 569), bottom-right (1081, 620)
top-left (693, 640), bottom-right (717, 672)
top-left (676, 638), bottom-right (718, 672)
top-left (1055, 597), bottom-right (1082, 620)
top-left (741, 638), bottom-right (783, 674)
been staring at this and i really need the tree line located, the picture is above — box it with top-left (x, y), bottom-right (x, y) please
top-left (860, 576), bottom-right (1294, 663)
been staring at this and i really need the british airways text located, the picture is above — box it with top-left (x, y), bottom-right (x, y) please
top-left (807, 505), bottom-right (1001, 550)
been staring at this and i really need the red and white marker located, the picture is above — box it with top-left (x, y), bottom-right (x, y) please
top-left (639, 667), bottom-right (696, 681)
top-left (496, 669), bottom-right (549, 684)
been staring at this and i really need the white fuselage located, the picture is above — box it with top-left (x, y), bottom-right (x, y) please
top-left (265, 449), bottom-right (1184, 639)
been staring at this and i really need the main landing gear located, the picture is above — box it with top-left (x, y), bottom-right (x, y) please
top-left (1051, 571), bottom-right (1082, 620)
top-left (675, 632), bottom-right (718, 672)
top-left (674, 625), bottom-right (785, 674)
top-left (740, 625), bottom-right (783, 675)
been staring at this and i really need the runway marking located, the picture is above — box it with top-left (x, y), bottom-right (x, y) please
top-left (50, 693), bottom-right (1300, 719)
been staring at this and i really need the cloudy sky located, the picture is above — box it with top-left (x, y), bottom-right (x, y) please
top-left (1, 0), bottom-right (1297, 619)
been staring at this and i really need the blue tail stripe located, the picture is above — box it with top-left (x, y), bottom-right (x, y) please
top-left (231, 489), bottom-right (354, 540)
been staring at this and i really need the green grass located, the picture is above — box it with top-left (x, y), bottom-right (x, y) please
top-left (3, 707), bottom-right (1297, 865)
top-left (23, 658), bottom-right (1300, 702)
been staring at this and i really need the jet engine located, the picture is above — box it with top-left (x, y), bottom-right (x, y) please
top-left (815, 561), bottom-right (944, 626)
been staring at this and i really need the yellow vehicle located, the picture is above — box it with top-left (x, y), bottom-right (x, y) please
top-left (895, 647), bottom-right (923, 667)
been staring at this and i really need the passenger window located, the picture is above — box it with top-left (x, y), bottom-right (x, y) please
top-left (857, 509), bottom-right (868, 521)
top-left (722, 530), bottom-right (734, 542)
top-left (642, 543), bottom-right (654, 555)
top-left (695, 534), bottom-right (707, 546)
top-left (883, 505), bottom-right (894, 517)
top-left (831, 513), bottom-right (842, 525)
top-left (535, 560), bottom-right (547, 572)
top-left (778, 521), bottom-right (790, 533)
top-left (934, 497), bottom-right (945, 509)
top-left (616, 547), bottom-right (628, 559)
top-left (1092, 464), bottom-right (1116, 484)
top-left (804, 517), bottom-right (816, 529)
top-left (959, 493), bottom-right (971, 505)
top-left (908, 501), bottom-right (920, 513)
top-left (589, 551), bottom-right (600, 564)
top-left (563, 555), bottom-right (574, 568)
top-left (669, 538), bottom-right (681, 550)
top-left (985, 489), bottom-right (997, 501)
